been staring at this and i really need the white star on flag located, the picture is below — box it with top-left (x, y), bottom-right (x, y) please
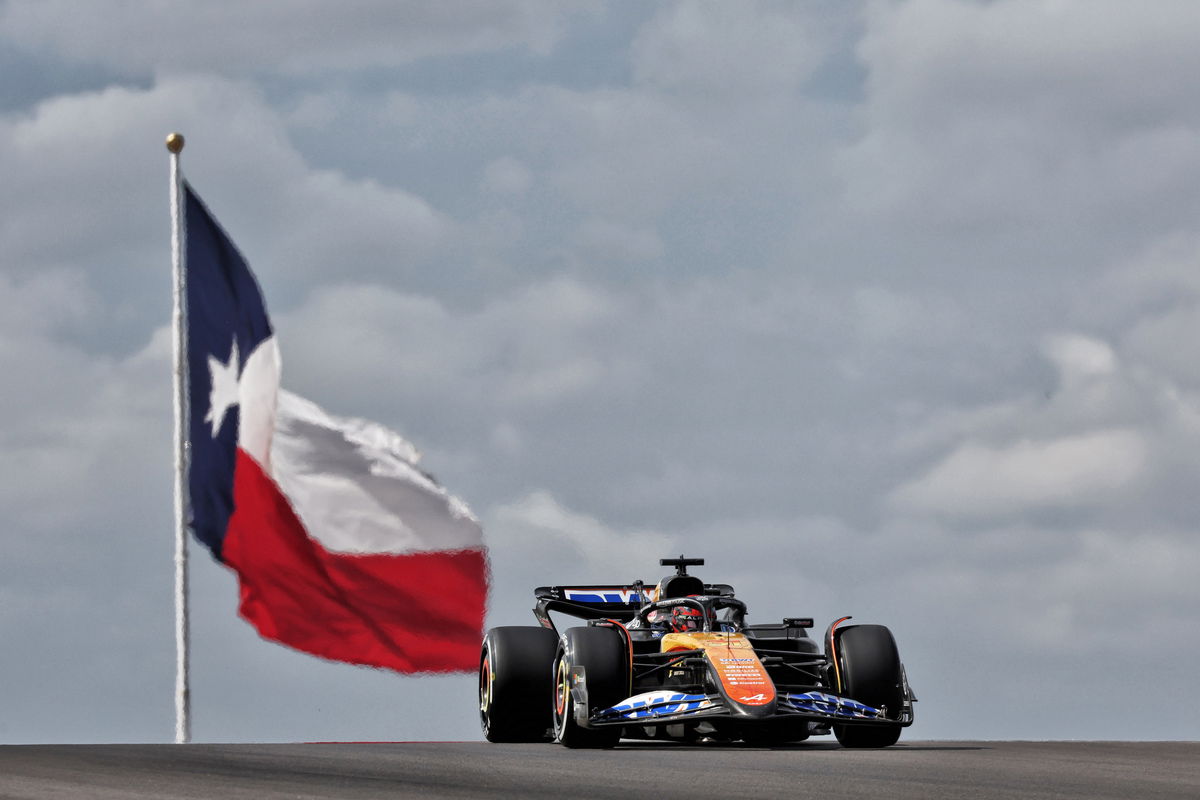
top-left (204, 338), bottom-right (240, 437)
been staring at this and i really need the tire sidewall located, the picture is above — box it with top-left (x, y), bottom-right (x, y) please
top-left (480, 626), bottom-right (559, 743)
top-left (552, 626), bottom-right (628, 748)
top-left (831, 624), bottom-right (904, 748)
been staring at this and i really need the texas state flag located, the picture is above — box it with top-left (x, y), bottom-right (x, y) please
top-left (184, 182), bottom-right (487, 673)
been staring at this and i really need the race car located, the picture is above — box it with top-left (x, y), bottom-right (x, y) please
top-left (479, 556), bottom-right (916, 748)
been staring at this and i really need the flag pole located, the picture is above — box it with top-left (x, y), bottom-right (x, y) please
top-left (167, 132), bottom-right (191, 744)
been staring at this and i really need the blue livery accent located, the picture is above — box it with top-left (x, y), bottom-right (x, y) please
top-left (780, 691), bottom-right (883, 719)
top-left (600, 692), bottom-right (712, 720)
top-left (562, 588), bottom-right (645, 604)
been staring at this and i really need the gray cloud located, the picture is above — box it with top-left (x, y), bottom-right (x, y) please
top-left (843, 0), bottom-right (1200, 246)
top-left (0, 1), bottom-right (589, 76)
top-left (631, 1), bottom-right (832, 96)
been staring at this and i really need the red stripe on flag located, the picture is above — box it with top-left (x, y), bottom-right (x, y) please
top-left (222, 450), bottom-right (487, 673)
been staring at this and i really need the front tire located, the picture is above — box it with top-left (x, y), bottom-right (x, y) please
top-left (553, 626), bottom-right (628, 749)
top-left (479, 626), bottom-right (559, 742)
top-left (831, 624), bottom-right (904, 748)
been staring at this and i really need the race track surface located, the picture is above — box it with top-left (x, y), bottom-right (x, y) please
top-left (1, 741), bottom-right (1196, 799)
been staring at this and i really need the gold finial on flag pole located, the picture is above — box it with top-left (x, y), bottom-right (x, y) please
top-left (166, 132), bottom-right (185, 154)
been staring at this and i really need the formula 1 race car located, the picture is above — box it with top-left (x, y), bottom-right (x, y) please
top-left (479, 557), bottom-right (916, 748)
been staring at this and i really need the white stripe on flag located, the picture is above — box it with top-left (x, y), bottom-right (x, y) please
top-left (270, 390), bottom-right (484, 555)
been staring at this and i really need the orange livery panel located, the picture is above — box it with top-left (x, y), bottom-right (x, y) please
top-left (659, 632), bottom-right (775, 707)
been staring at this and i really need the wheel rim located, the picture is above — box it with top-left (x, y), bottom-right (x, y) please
top-left (479, 650), bottom-right (494, 726)
top-left (553, 656), bottom-right (570, 736)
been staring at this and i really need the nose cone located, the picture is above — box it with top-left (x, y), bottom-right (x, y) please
top-left (702, 636), bottom-right (778, 718)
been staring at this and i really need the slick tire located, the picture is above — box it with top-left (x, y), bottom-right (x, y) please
top-left (479, 626), bottom-right (559, 743)
top-left (831, 624), bottom-right (904, 749)
top-left (553, 626), bottom-right (628, 749)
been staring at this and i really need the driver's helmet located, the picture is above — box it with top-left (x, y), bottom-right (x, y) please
top-left (670, 605), bottom-right (705, 633)
top-left (646, 608), bottom-right (671, 628)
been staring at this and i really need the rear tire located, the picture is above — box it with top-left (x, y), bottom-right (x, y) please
top-left (479, 626), bottom-right (559, 742)
top-left (553, 626), bottom-right (628, 749)
top-left (831, 624), bottom-right (904, 748)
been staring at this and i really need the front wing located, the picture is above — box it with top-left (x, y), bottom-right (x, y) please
top-left (570, 679), bottom-right (910, 730)
top-left (591, 690), bottom-right (886, 726)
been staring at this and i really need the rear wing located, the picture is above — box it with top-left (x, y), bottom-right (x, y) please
top-left (533, 585), bottom-right (647, 628)
top-left (533, 582), bottom-right (738, 631)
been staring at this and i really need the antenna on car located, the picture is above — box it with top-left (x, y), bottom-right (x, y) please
top-left (660, 555), bottom-right (704, 576)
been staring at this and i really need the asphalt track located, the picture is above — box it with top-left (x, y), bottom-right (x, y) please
top-left (0, 741), bottom-right (1196, 799)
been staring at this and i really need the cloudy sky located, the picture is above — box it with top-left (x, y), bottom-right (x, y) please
top-left (3, 0), bottom-right (1200, 744)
